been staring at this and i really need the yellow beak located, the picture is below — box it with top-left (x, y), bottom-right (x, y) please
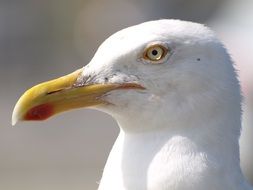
top-left (12, 68), bottom-right (144, 125)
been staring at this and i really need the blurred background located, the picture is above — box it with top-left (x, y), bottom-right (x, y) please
top-left (0, 0), bottom-right (252, 189)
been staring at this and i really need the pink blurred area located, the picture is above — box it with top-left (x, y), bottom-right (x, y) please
top-left (0, 0), bottom-right (252, 189)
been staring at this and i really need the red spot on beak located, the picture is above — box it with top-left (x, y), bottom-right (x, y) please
top-left (25, 104), bottom-right (54, 121)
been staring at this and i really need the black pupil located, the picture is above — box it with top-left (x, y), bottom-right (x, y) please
top-left (152, 49), bottom-right (158, 56)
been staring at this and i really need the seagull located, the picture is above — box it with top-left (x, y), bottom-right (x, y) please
top-left (12, 19), bottom-right (252, 190)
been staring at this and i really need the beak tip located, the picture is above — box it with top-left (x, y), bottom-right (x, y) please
top-left (11, 103), bottom-right (21, 126)
top-left (11, 118), bottom-right (17, 126)
top-left (11, 116), bottom-right (18, 127)
top-left (11, 113), bottom-right (18, 126)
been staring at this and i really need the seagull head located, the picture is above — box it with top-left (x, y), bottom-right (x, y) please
top-left (12, 20), bottom-right (241, 134)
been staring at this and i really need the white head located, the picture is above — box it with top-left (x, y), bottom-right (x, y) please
top-left (13, 19), bottom-right (241, 138)
top-left (77, 20), bottom-right (241, 135)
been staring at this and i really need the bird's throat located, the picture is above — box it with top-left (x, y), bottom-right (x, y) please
top-left (99, 126), bottom-right (243, 190)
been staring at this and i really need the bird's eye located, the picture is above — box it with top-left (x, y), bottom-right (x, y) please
top-left (143, 44), bottom-right (168, 62)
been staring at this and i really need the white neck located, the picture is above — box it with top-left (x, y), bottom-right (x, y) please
top-left (98, 111), bottom-right (250, 190)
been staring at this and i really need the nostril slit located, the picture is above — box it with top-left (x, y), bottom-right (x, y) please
top-left (46, 89), bottom-right (63, 95)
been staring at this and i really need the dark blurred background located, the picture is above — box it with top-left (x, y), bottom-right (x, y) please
top-left (1, 0), bottom-right (252, 189)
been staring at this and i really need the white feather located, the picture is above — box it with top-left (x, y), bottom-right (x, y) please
top-left (80, 19), bottom-right (251, 190)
